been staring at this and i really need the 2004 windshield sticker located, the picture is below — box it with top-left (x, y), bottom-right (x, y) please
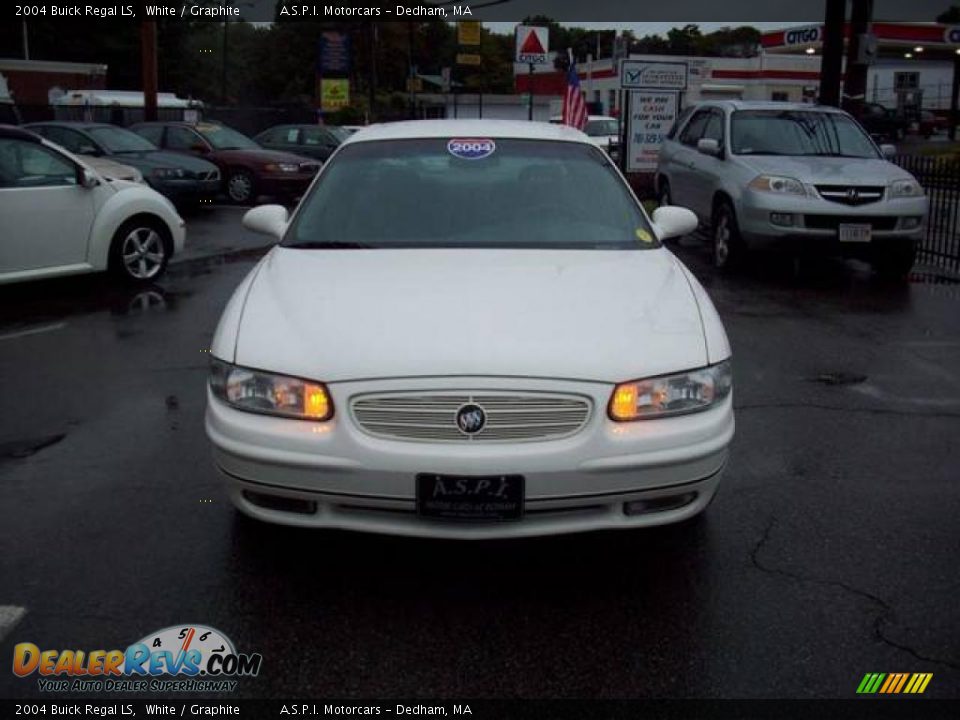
top-left (12, 625), bottom-right (262, 693)
top-left (447, 138), bottom-right (496, 160)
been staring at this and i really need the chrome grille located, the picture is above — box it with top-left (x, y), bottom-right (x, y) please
top-left (815, 185), bottom-right (884, 206)
top-left (351, 392), bottom-right (592, 443)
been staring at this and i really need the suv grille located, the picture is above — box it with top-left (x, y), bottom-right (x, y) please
top-left (351, 392), bottom-right (592, 443)
top-left (815, 185), bottom-right (885, 206)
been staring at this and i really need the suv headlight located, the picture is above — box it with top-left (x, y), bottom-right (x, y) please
top-left (889, 179), bottom-right (923, 198)
top-left (748, 175), bottom-right (807, 196)
top-left (609, 361), bottom-right (732, 421)
top-left (209, 359), bottom-right (333, 421)
top-left (152, 167), bottom-right (185, 179)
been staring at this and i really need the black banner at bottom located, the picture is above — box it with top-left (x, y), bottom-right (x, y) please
top-left (1, 699), bottom-right (959, 719)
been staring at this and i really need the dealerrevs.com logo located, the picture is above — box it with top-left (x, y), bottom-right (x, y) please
top-left (12, 624), bottom-right (262, 693)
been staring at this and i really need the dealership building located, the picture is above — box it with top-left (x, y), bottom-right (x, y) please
top-left (514, 22), bottom-right (960, 116)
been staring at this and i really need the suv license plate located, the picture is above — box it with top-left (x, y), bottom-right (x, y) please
top-left (839, 224), bottom-right (872, 243)
top-left (416, 474), bottom-right (524, 521)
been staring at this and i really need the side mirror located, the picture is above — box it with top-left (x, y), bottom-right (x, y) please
top-left (879, 144), bottom-right (896, 159)
top-left (697, 138), bottom-right (722, 157)
top-left (243, 204), bottom-right (289, 240)
top-left (652, 206), bottom-right (698, 241)
top-left (79, 167), bottom-right (99, 188)
top-left (190, 143), bottom-right (209, 154)
top-left (78, 144), bottom-right (100, 156)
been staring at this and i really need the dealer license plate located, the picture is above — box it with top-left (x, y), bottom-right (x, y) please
top-left (416, 474), bottom-right (524, 521)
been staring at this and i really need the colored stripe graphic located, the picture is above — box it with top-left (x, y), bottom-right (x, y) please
top-left (859, 672), bottom-right (933, 694)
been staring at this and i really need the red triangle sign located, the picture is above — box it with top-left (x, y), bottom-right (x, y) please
top-left (519, 29), bottom-right (546, 55)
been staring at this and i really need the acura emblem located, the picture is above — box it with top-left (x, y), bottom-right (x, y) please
top-left (455, 404), bottom-right (487, 434)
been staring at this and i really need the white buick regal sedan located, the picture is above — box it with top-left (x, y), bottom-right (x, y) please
top-left (205, 120), bottom-right (734, 538)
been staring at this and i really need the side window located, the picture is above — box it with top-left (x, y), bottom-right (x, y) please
top-left (301, 127), bottom-right (333, 146)
top-left (135, 125), bottom-right (164, 146)
top-left (666, 106), bottom-right (694, 140)
top-left (41, 127), bottom-right (96, 155)
top-left (701, 111), bottom-right (724, 143)
top-left (167, 126), bottom-right (203, 151)
top-left (679, 110), bottom-right (712, 147)
top-left (0, 139), bottom-right (77, 188)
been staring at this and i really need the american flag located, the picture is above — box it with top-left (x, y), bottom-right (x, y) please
top-left (562, 55), bottom-right (588, 131)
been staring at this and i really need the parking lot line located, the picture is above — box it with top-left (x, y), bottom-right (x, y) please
top-left (0, 323), bottom-right (66, 342)
top-left (0, 606), bottom-right (26, 642)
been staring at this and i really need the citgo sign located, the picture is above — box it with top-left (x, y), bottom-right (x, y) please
top-left (784, 25), bottom-right (822, 46)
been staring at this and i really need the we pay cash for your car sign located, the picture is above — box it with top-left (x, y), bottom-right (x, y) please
top-left (621, 60), bottom-right (687, 173)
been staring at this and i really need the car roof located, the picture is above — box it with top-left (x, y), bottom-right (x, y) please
top-left (695, 100), bottom-right (848, 113)
top-left (344, 119), bottom-right (589, 145)
top-left (25, 121), bottom-right (121, 131)
top-left (0, 124), bottom-right (43, 142)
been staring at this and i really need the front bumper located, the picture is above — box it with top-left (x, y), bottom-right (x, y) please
top-left (205, 376), bottom-right (734, 539)
top-left (737, 190), bottom-right (928, 250)
top-left (148, 177), bottom-right (221, 203)
top-left (257, 173), bottom-right (316, 200)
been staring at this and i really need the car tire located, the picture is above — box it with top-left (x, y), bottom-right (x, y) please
top-left (872, 240), bottom-right (916, 280)
top-left (108, 217), bottom-right (171, 283)
top-left (226, 169), bottom-right (256, 205)
top-left (711, 201), bottom-right (744, 272)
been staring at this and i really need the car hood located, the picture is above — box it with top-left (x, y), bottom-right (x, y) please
top-left (737, 155), bottom-right (913, 184)
top-left (234, 248), bottom-right (708, 383)
top-left (211, 148), bottom-right (315, 165)
top-left (109, 150), bottom-right (217, 173)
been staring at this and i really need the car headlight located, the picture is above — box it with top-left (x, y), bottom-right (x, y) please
top-left (152, 167), bottom-right (185, 179)
top-left (608, 361), bottom-right (732, 421)
top-left (889, 179), bottom-right (923, 198)
top-left (264, 162), bottom-right (299, 173)
top-left (748, 175), bottom-right (807, 196)
top-left (209, 359), bottom-right (333, 421)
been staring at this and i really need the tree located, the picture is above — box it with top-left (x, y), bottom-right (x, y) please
top-left (936, 6), bottom-right (960, 22)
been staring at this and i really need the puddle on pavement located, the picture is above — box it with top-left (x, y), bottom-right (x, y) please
top-left (0, 433), bottom-right (66, 461)
top-left (811, 372), bottom-right (868, 386)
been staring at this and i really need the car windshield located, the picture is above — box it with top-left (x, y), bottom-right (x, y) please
top-left (731, 110), bottom-right (879, 158)
top-left (195, 123), bottom-right (259, 150)
top-left (87, 126), bottom-right (157, 153)
top-left (284, 138), bottom-right (656, 250)
top-left (584, 119), bottom-right (618, 137)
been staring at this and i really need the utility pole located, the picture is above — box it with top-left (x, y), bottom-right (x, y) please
top-left (22, 21), bottom-right (29, 59)
top-left (528, 63), bottom-right (534, 121)
top-left (820, 0), bottom-right (846, 107)
top-left (368, 22), bottom-right (377, 122)
top-left (843, 0), bottom-right (873, 118)
top-left (141, 20), bottom-right (158, 122)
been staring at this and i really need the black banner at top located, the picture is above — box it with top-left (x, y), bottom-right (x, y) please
top-left (1, 0), bottom-right (955, 23)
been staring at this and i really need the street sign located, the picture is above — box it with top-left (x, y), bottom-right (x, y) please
top-left (457, 53), bottom-right (482, 66)
top-left (516, 26), bottom-right (549, 65)
top-left (319, 78), bottom-right (349, 111)
top-left (620, 61), bottom-right (687, 90)
top-left (626, 90), bottom-right (678, 173)
top-left (458, 21), bottom-right (481, 46)
top-left (406, 77), bottom-right (423, 93)
top-left (318, 32), bottom-right (350, 74)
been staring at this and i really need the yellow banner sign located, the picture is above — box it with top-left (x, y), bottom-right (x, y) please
top-left (458, 21), bottom-right (481, 46)
top-left (456, 53), bottom-right (482, 66)
top-left (319, 78), bottom-right (349, 111)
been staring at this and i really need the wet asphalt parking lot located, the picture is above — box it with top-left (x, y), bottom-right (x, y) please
top-left (0, 206), bottom-right (958, 700)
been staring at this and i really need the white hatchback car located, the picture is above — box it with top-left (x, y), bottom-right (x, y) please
top-left (206, 120), bottom-right (734, 538)
top-left (0, 125), bottom-right (184, 285)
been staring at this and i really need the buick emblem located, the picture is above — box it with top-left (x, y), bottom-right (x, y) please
top-left (455, 404), bottom-right (487, 434)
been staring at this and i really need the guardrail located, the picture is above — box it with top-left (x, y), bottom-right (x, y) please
top-left (894, 155), bottom-right (960, 275)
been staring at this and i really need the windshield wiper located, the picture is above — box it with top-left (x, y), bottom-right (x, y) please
top-left (736, 151), bottom-right (791, 156)
top-left (807, 152), bottom-right (871, 158)
top-left (285, 241), bottom-right (376, 249)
